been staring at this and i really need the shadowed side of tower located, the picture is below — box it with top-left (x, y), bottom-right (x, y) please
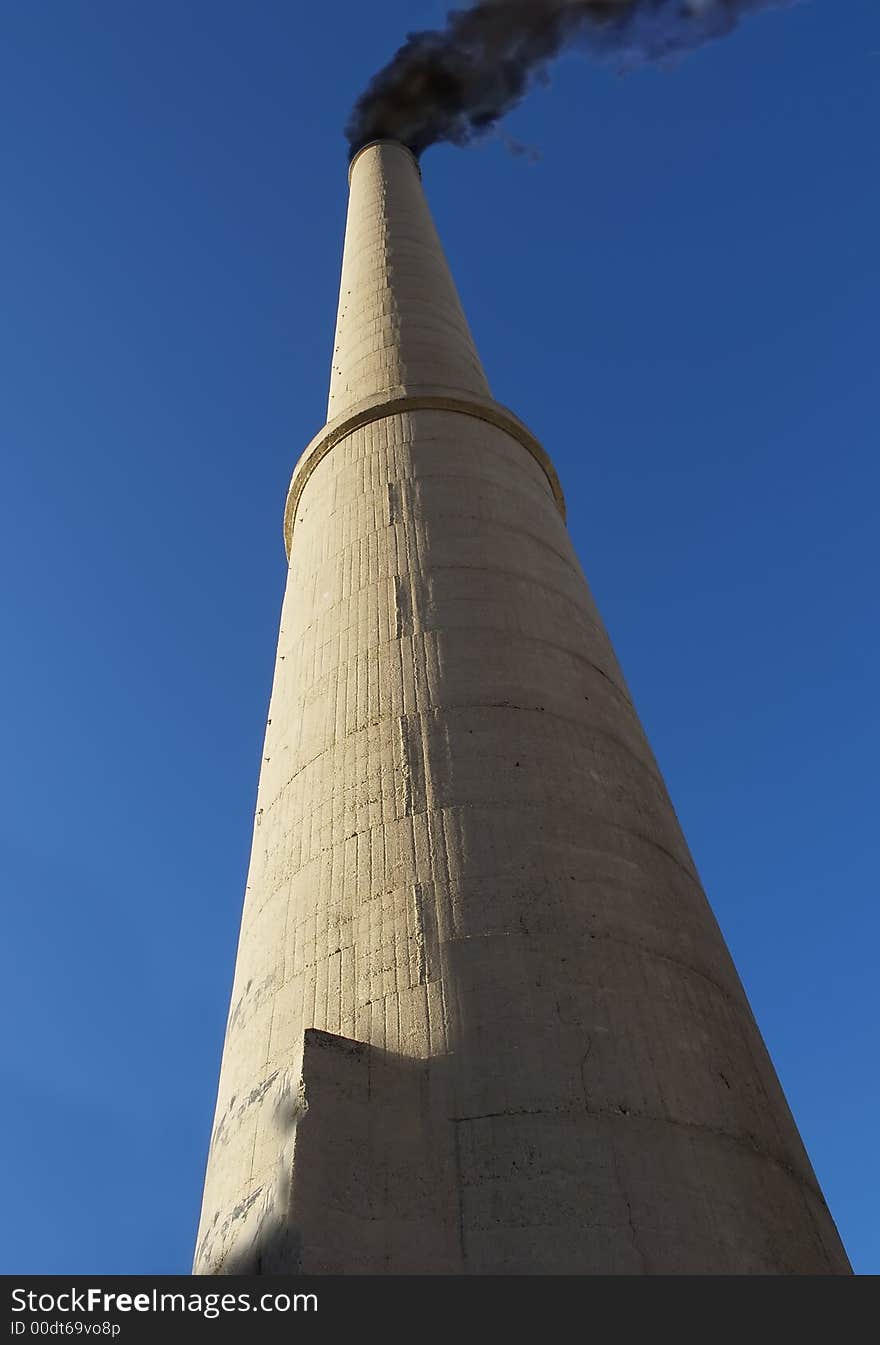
top-left (193, 141), bottom-right (850, 1275)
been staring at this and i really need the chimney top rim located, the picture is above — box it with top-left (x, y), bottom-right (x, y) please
top-left (348, 140), bottom-right (421, 185)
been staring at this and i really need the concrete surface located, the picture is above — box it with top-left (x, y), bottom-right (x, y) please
top-left (193, 140), bottom-right (851, 1275)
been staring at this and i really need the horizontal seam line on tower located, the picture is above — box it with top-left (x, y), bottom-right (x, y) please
top-left (438, 921), bottom-right (743, 1010)
top-left (311, 449), bottom-right (553, 505)
top-left (311, 699), bottom-right (660, 789)
top-left (285, 397), bottom-right (565, 555)
top-left (267, 921), bottom-right (737, 1016)
top-left (553, 926), bottom-right (745, 1015)
top-left (254, 779), bottom-right (698, 890)
top-left (278, 625), bottom-right (630, 711)
top-left (283, 561), bottom-right (602, 642)
top-left (332, 345), bottom-right (484, 372)
top-left (326, 472), bottom-right (563, 523)
top-left (332, 305), bottom-right (477, 336)
top-left (450, 1108), bottom-right (824, 1202)
top-left (243, 847), bottom-right (708, 945)
top-left (294, 506), bottom-right (575, 575)
top-left (259, 694), bottom-right (656, 802)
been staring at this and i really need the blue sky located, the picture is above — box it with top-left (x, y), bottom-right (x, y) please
top-left (1, 1), bottom-right (877, 1274)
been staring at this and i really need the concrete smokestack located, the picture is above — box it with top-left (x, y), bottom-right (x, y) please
top-left (194, 142), bottom-right (850, 1274)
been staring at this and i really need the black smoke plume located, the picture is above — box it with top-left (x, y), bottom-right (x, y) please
top-left (346, 0), bottom-right (785, 158)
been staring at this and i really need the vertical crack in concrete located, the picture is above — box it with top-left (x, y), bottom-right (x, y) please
top-left (609, 1133), bottom-right (648, 1275)
top-left (411, 882), bottom-right (439, 984)
top-left (452, 1117), bottom-right (468, 1271)
top-left (393, 574), bottom-right (412, 639)
top-left (396, 713), bottom-right (427, 817)
top-left (396, 715), bottom-right (413, 817)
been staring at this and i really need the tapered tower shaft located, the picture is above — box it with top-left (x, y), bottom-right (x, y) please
top-left (194, 141), bottom-right (849, 1274)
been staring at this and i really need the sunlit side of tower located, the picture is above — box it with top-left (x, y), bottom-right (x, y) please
top-left (193, 141), bottom-right (850, 1275)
